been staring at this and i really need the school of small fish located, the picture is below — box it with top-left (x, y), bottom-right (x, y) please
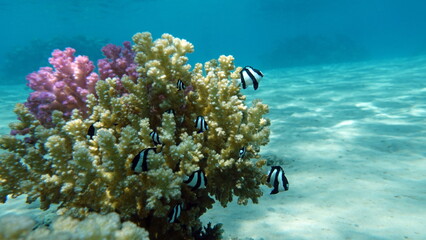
top-left (87, 66), bottom-right (289, 223)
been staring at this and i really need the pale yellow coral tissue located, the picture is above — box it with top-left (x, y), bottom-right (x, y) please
top-left (0, 32), bottom-right (270, 239)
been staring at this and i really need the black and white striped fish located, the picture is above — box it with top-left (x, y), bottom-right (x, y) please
top-left (184, 169), bottom-right (207, 190)
top-left (149, 131), bottom-right (162, 145)
top-left (239, 66), bottom-right (264, 90)
top-left (87, 123), bottom-right (96, 139)
top-left (194, 116), bottom-right (208, 133)
top-left (131, 148), bottom-right (156, 173)
top-left (177, 79), bottom-right (186, 90)
top-left (168, 203), bottom-right (183, 223)
top-left (266, 166), bottom-right (289, 194)
top-left (239, 147), bottom-right (247, 158)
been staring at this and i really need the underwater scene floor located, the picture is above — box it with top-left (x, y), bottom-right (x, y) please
top-left (1, 56), bottom-right (426, 239)
top-left (202, 56), bottom-right (426, 240)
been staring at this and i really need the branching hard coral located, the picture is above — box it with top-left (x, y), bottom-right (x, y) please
top-left (0, 32), bottom-right (271, 239)
top-left (0, 212), bottom-right (149, 240)
top-left (25, 48), bottom-right (99, 126)
top-left (98, 41), bottom-right (138, 82)
top-left (193, 222), bottom-right (224, 240)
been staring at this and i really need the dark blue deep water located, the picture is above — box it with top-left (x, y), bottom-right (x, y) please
top-left (1, 0), bottom-right (426, 84)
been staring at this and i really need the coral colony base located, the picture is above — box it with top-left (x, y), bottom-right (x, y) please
top-left (0, 32), bottom-right (288, 239)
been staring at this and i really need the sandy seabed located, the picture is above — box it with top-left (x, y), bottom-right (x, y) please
top-left (1, 56), bottom-right (426, 240)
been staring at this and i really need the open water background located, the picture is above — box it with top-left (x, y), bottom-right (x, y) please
top-left (1, 1), bottom-right (426, 239)
top-left (1, 0), bottom-right (426, 84)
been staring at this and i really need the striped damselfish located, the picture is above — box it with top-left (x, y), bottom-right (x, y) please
top-left (239, 66), bottom-right (264, 90)
top-left (266, 166), bottom-right (289, 194)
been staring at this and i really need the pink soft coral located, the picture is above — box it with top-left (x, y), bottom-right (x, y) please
top-left (25, 48), bottom-right (99, 126)
top-left (98, 41), bottom-right (138, 81)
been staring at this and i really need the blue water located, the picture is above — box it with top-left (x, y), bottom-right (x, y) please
top-left (1, 1), bottom-right (426, 239)
top-left (1, 0), bottom-right (426, 84)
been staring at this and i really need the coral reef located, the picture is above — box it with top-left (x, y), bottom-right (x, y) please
top-left (98, 41), bottom-right (138, 82)
top-left (193, 222), bottom-right (224, 240)
top-left (97, 41), bottom-right (139, 94)
top-left (0, 32), bottom-right (270, 239)
top-left (24, 48), bottom-right (99, 126)
top-left (0, 212), bottom-right (149, 240)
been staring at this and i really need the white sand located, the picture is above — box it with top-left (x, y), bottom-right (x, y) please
top-left (1, 56), bottom-right (426, 239)
top-left (201, 56), bottom-right (426, 239)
